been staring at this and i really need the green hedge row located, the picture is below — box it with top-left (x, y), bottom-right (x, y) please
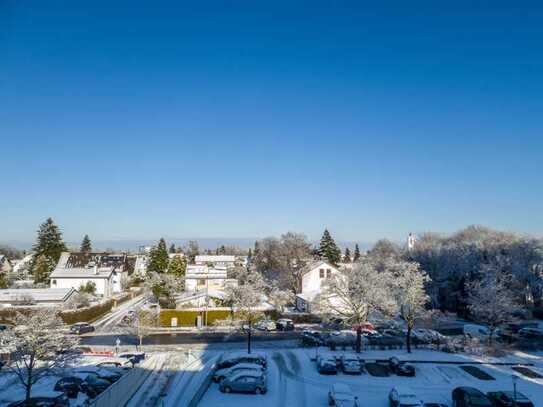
top-left (59, 299), bottom-right (114, 325)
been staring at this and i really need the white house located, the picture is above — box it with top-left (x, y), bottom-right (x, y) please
top-left (295, 260), bottom-right (340, 312)
top-left (50, 252), bottom-right (133, 297)
top-left (194, 255), bottom-right (238, 268)
top-left (0, 287), bottom-right (77, 307)
top-left (184, 265), bottom-right (238, 293)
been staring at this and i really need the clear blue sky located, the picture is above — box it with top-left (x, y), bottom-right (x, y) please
top-left (1, 1), bottom-right (542, 245)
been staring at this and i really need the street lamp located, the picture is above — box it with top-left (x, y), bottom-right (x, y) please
top-left (512, 374), bottom-right (519, 407)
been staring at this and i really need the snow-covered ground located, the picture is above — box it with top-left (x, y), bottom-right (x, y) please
top-left (92, 294), bottom-right (147, 332)
top-left (198, 348), bottom-right (543, 407)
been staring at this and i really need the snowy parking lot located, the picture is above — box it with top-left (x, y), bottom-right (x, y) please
top-left (198, 348), bottom-right (543, 407)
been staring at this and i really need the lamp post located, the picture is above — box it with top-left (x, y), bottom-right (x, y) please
top-left (512, 374), bottom-right (519, 407)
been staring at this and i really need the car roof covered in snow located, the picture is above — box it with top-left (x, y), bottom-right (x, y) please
top-left (394, 385), bottom-right (417, 396)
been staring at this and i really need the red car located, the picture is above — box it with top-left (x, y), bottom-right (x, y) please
top-left (352, 322), bottom-right (376, 332)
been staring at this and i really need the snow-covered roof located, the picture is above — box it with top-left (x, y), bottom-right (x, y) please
top-left (195, 255), bottom-right (236, 263)
top-left (301, 260), bottom-right (339, 276)
top-left (185, 265), bottom-right (228, 279)
top-left (0, 287), bottom-right (76, 303)
top-left (50, 267), bottom-right (114, 279)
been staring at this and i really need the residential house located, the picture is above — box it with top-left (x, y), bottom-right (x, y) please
top-left (0, 287), bottom-right (77, 307)
top-left (295, 260), bottom-right (340, 313)
top-left (50, 252), bottom-right (134, 297)
top-left (184, 265), bottom-right (238, 293)
top-left (194, 255), bottom-right (238, 268)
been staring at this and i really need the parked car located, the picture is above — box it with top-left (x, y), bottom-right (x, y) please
top-left (96, 358), bottom-right (133, 370)
top-left (301, 330), bottom-right (326, 347)
top-left (423, 404), bottom-right (448, 407)
top-left (389, 386), bottom-right (423, 407)
top-left (328, 384), bottom-right (359, 406)
top-left (217, 353), bottom-right (267, 370)
top-left (213, 362), bottom-right (265, 383)
top-left (219, 371), bottom-right (267, 394)
top-left (54, 377), bottom-right (83, 398)
top-left (7, 395), bottom-right (69, 407)
top-left (69, 322), bottom-right (95, 335)
top-left (118, 352), bottom-right (146, 364)
top-left (276, 318), bottom-right (294, 331)
top-left (352, 322), bottom-right (376, 332)
top-left (388, 357), bottom-right (416, 377)
top-left (316, 356), bottom-right (338, 374)
top-left (80, 375), bottom-right (111, 398)
top-left (76, 369), bottom-right (122, 384)
top-left (487, 391), bottom-right (534, 407)
top-left (452, 387), bottom-right (493, 407)
top-left (340, 355), bottom-right (363, 374)
top-left (518, 327), bottom-right (543, 340)
top-left (254, 319), bottom-right (276, 331)
top-left (327, 330), bottom-right (358, 349)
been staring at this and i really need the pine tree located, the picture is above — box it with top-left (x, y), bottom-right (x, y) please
top-left (344, 247), bottom-right (352, 263)
top-left (80, 235), bottom-right (92, 253)
top-left (353, 244), bottom-right (361, 262)
top-left (169, 244), bottom-right (176, 254)
top-left (219, 245), bottom-right (226, 255)
top-left (318, 229), bottom-right (342, 266)
top-left (167, 255), bottom-right (187, 277)
top-left (0, 272), bottom-right (8, 289)
top-left (29, 218), bottom-right (67, 283)
top-left (148, 238), bottom-right (169, 273)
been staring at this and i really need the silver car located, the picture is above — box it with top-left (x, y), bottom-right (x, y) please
top-left (219, 371), bottom-right (267, 394)
top-left (341, 355), bottom-right (362, 374)
top-left (213, 362), bottom-right (264, 382)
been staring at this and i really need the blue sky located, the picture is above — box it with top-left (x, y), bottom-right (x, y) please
top-left (1, 1), bottom-right (542, 245)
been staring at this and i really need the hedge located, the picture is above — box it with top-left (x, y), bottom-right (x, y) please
top-left (159, 309), bottom-right (235, 327)
top-left (59, 299), bottom-right (114, 325)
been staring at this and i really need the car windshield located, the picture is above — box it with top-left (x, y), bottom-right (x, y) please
top-left (469, 396), bottom-right (492, 406)
top-left (335, 392), bottom-right (353, 401)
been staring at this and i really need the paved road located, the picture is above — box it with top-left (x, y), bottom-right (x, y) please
top-left (81, 331), bottom-right (300, 346)
top-left (92, 295), bottom-right (147, 332)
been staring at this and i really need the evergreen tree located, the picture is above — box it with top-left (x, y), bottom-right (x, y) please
top-left (219, 245), bottom-right (226, 254)
top-left (147, 238), bottom-right (169, 273)
top-left (29, 218), bottom-right (67, 283)
top-left (247, 248), bottom-right (253, 259)
top-left (344, 247), bottom-right (352, 263)
top-left (169, 244), bottom-right (176, 254)
top-left (0, 272), bottom-right (8, 289)
top-left (318, 229), bottom-right (342, 266)
top-left (167, 255), bottom-right (187, 277)
top-left (80, 235), bottom-right (92, 253)
top-left (353, 244), bottom-right (361, 262)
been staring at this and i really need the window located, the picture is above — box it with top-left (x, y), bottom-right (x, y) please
top-left (326, 269), bottom-right (332, 278)
top-left (198, 279), bottom-right (206, 285)
top-left (51, 280), bottom-right (56, 285)
top-left (319, 269), bottom-right (324, 278)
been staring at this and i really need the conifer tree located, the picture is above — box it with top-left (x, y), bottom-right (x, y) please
top-left (80, 235), bottom-right (92, 253)
top-left (344, 247), bottom-right (352, 263)
top-left (167, 255), bottom-right (187, 277)
top-left (169, 244), bottom-right (176, 254)
top-left (318, 229), bottom-right (342, 266)
top-left (148, 238), bottom-right (169, 273)
top-left (29, 218), bottom-right (67, 283)
top-left (353, 244), bottom-right (361, 262)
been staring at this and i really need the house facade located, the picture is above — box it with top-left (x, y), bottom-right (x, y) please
top-left (295, 260), bottom-right (340, 312)
top-left (184, 265), bottom-right (238, 293)
top-left (50, 252), bottom-right (134, 297)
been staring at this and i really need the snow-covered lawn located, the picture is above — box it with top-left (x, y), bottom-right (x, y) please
top-left (198, 348), bottom-right (543, 407)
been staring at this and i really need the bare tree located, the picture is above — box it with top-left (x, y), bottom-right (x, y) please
top-left (314, 262), bottom-right (397, 352)
top-left (225, 278), bottom-right (267, 354)
top-left (467, 267), bottom-right (521, 346)
top-left (389, 260), bottom-right (431, 353)
top-left (128, 307), bottom-right (157, 350)
top-left (0, 310), bottom-right (79, 402)
top-left (267, 285), bottom-right (294, 313)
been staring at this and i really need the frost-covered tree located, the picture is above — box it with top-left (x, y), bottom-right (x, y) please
top-left (466, 267), bottom-right (521, 346)
top-left (389, 260), bottom-right (431, 353)
top-left (147, 238), bottom-right (169, 273)
top-left (79, 281), bottom-right (97, 295)
top-left (80, 234), bottom-right (92, 253)
top-left (124, 307), bottom-right (156, 350)
top-left (225, 277), bottom-right (267, 354)
top-left (343, 247), bottom-right (352, 263)
top-left (267, 285), bottom-right (294, 313)
top-left (353, 244), bottom-right (361, 262)
top-left (0, 310), bottom-right (79, 402)
top-left (167, 255), bottom-right (187, 278)
top-left (319, 229), bottom-right (342, 266)
top-left (315, 262), bottom-right (397, 352)
top-left (29, 218), bottom-right (67, 283)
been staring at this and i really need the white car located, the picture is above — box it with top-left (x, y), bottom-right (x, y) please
top-left (389, 386), bottom-right (423, 407)
top-left (255, 320), bottom-right (277, 331)
top-left (328, 383), bottom-right (359, 406)
top-left (213, 362), bottom-right (264, 382)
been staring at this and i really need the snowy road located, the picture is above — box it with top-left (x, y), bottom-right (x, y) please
top-left (92, 295), bottom-right (147, 332)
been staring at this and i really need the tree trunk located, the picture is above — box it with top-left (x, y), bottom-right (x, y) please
top-left (247, 321), bottom-right (252, 354)
top-left (406, 326), bottom-right (412, 353)
top-left (355, 326), bottom-right (362, 353)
